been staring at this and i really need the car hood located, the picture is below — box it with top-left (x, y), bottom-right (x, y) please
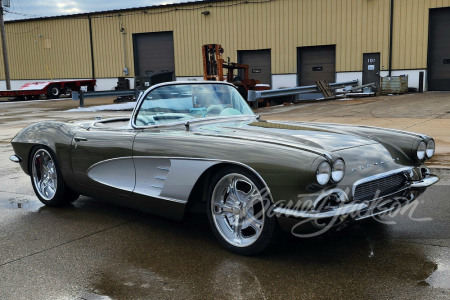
top-left (192, 119), bottom-right (378, 152)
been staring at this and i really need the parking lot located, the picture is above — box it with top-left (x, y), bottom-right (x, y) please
top-left (0, 93), bottom-right (449, 299)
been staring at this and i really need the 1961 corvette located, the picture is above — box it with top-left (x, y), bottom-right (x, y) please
top-left (10, 81), bottom-right (439, 254)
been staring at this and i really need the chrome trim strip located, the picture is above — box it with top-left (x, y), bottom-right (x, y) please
top-left (132, 193), bottom-right (188, 204)
top-left (157, 166), bottom-right (170, 171)
top-left (9, 155), bottom-right (22, 163)
top-left (410, 175), bottom-right (439, 188)
top-left (352, 167), bottom-right (411, 197)
top-left (150, 184), bottom-right (163, 189)
top-left (274, 203), bottom-right (368, 219)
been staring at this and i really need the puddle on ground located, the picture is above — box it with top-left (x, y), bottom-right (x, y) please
top-left (0, 197), bottom-right (44, 211)
top-left (80, 217), bottom-right (447, 299)
top-left (425, 261), bottom-right (450, 289)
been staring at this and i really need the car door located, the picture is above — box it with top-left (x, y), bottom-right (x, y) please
top-left (71, 128), bottom-right (137, 195)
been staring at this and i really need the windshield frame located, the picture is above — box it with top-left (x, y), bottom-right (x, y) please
top-left (131, 81), bottom-right (255, 129)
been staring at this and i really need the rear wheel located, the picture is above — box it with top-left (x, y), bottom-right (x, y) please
top-left (207, 167), bottom-right (278, 255)
top-left (30, 146), bottom-right (79, 206)
top-left (46, 84), bottom-right (61, 99)
top-left (63, 86), bottom-right (72, 96)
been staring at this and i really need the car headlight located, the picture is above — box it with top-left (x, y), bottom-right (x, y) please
top-left (331, 159), bottom-right (345, 182)
top-left (416, 141), bottom-right (426, 160)
top-left (316, 161), bottom-right (331, 186)
top-left (426, 140), bottom-right (435, 159)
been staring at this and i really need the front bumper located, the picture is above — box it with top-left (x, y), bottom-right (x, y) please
top-left (275, 174), bottom-right (439, 232)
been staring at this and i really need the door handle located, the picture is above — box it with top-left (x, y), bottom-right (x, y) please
top-left (74, 137), bottom-right (88, 142)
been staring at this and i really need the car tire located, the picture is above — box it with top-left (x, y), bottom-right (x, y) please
top-left (206, 167), bottom-right (278, 255)
top-left (30, 146), bottom-right (79, 206)
top-left (46, 84), bottom-right (61, 99)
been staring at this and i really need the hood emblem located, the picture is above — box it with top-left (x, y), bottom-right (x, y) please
top-left (353, 158), bottom-right (399, 172)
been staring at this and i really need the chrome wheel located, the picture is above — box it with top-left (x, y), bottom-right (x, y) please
top-left (32, 149), bottom-right (57, 201)
top-left (211, 173), bottom-right (265, 247)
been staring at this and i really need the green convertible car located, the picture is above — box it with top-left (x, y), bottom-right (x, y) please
top-left (10, 81), bottom-right (439, 254)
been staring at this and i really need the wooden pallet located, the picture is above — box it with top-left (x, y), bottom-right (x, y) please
top-left (316, 80), bottom-right (336, 99)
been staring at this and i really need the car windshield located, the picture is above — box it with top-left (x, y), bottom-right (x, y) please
top-left (134, 83), bottom-right (254, 126)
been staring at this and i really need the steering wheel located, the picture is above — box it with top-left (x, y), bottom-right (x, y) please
top-left (136, 115), bottom-right (156, 126)
top-left (206, 105), bottom-right (224, 115)
top-left (219, 108), bottom-right (241, 116)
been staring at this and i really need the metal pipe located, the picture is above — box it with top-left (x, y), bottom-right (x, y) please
top-left (388, 0), bottom-right (394, 77)
top-left (247, 80), bottom-right (359, 102)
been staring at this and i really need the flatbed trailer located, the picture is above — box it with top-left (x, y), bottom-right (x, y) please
top-left (0, 79), bottom-right (96, 100)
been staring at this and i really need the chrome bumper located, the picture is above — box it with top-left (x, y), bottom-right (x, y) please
top-left (409, 174), bottom-right (439, 188)
top-left (9, 155), bottom-right (22, 163)
top-left (274, 174), bottom-right (439, 220)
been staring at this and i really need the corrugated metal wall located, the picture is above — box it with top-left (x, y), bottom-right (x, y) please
top-left (0, 18), bottom-right (92, 79)
top-left (1, 0), bottom-right (450, 80)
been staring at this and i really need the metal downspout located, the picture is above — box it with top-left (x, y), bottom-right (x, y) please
top-left (88, 16), bottom-right (95, 79)
top-left (388, 0), bottom-right (394, 77)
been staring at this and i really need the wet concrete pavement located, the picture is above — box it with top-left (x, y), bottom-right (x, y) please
top-left (1, 94), bottom-right (449, 299)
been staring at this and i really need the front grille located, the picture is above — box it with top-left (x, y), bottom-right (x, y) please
top-left (354, 172), bottom-right (407, 201)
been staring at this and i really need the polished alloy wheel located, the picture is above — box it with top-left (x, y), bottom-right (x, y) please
top-left (32, 149), bottom-right (57, 200)
top-left (211, 173), bottom-right (265, 247)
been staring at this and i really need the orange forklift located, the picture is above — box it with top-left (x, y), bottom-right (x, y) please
top-left (202, 44), bottom-right (269, 104)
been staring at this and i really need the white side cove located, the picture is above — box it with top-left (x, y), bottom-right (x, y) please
top-left (87, 157), bottom-right (218, 203)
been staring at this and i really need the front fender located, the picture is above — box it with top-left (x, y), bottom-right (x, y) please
top-left (11, 121), bottom-right (76, 182)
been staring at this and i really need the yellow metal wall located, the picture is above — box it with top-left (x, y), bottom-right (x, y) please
top-left (0, 18), bottom-right (92, 80)
top-left (2, 0), bottom-right (450, 80)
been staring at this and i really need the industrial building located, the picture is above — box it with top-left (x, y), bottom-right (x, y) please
top-left (1, 0), bottom-right (450, 91)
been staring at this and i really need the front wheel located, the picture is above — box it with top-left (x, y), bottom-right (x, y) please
top-left (207, 167), bottom-right (278, 255)
top-left (30, 147), bottom-right (79, 206)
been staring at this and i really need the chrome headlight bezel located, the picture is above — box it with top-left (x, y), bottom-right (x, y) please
top-left (426, 140), bottom-right (435, 159)
top-left (416, 141), bottom-right (426, 160)
top-left (316, 161), bottom-right (331, 186)
top-left (331, 159), bottom-right (346, 183)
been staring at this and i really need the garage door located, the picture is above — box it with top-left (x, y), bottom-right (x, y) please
top-left (238, 49), bottom-right (271, 85)
top-left (133, 31), bottom-right (175, 78)
top-left (297, 45), bottom-right (336, 86)
top-left (428, 8), bottom-right (450, 91)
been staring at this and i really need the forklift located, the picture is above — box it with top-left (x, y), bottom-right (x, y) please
top-left (202, 44), bottom-right (269, 102)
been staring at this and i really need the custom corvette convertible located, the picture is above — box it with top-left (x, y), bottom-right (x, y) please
top-left (10, 81), bottom-right (439, 254)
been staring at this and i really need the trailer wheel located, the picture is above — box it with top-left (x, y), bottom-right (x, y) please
top-left (46, 84), bottom-right (61, 99)
top-left (63, 86), bottom-right (72, 96)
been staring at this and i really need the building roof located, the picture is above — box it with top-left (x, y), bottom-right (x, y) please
top-left (5, 0), bottom-right (236, 23)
